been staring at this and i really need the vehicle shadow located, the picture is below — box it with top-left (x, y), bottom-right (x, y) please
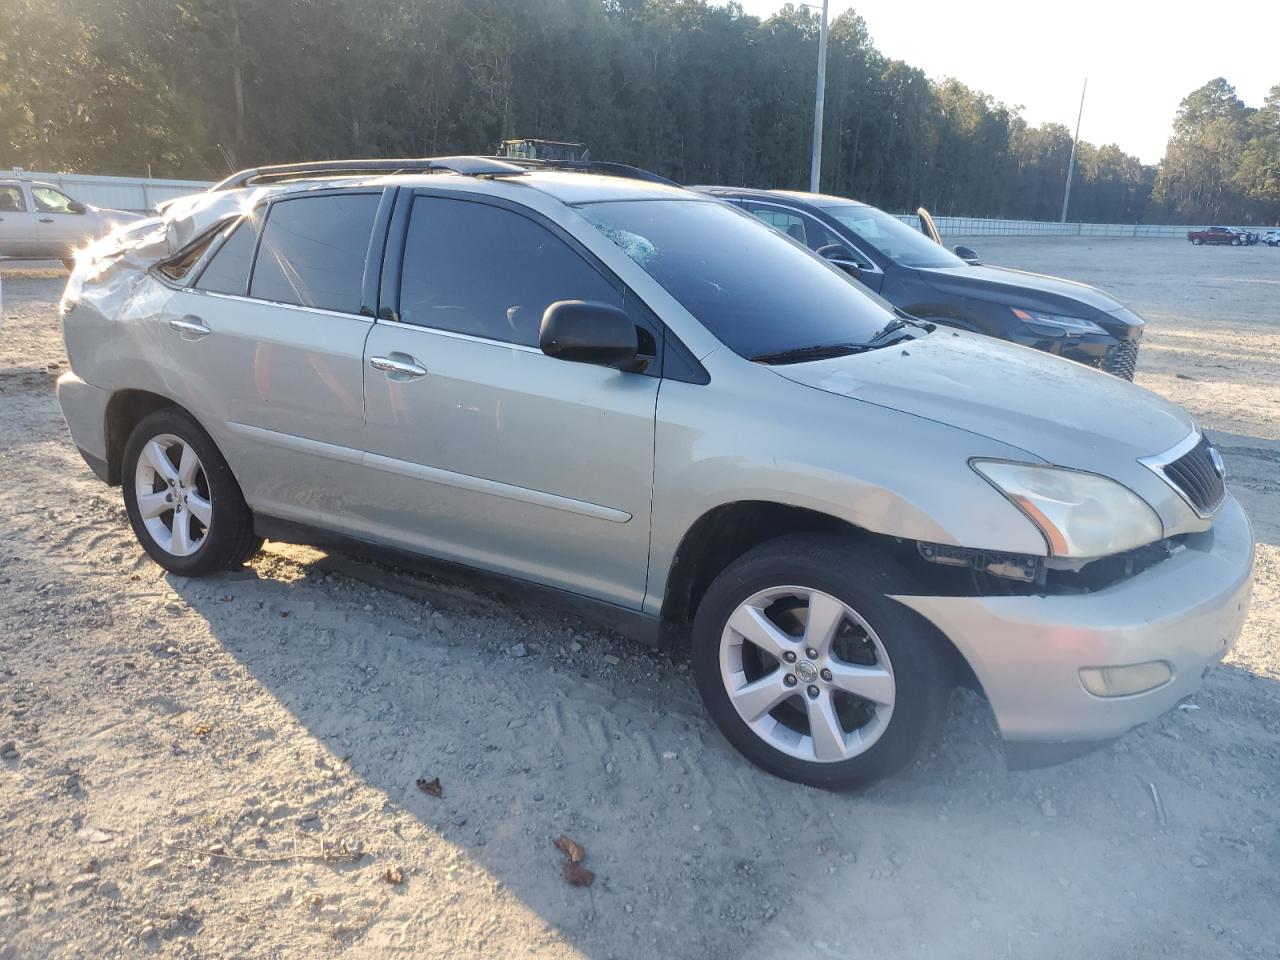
top-left (155, 543), bottom-right (1280, 960)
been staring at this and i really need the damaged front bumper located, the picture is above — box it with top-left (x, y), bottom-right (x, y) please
top-left (893, 494), bottom-right (1254, 758)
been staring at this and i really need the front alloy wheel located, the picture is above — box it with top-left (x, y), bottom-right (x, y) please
top-left (692, 534), bottom-right (949, 788)
top-left (720, 586), bottom-right (895, 763)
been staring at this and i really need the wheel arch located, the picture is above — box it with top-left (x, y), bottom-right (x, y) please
top-left (658, 500), bottom-right (983, 693)
top-left (660, 501), bottom-right (882, 630)
top-left (103, 389), bottom-right (185, 485)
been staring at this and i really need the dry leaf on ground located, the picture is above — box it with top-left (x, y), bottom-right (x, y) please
top-left (382, 866), bottom-right (404, 885)
top-left (562, 861), bottom-right (595, 887)
top-left (554, 835), bottom-right (585, 863)
top-left (415, 777), bottom-right (443, 798)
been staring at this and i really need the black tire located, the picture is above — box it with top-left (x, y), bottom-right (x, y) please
top-left (691, 534), bottom-right (950, 788)
top-left (121, 407), bottom-right (262, 576)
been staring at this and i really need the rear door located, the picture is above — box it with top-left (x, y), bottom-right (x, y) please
top-left (157, 189), bottom-right (387, 526)
top-left (358, 191), bottom-right (660, 609)
top-left (0, 182), bottom-right (41, 257)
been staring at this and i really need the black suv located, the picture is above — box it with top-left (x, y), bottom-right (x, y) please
top-left (692, 187), bottom-right (1145, 379)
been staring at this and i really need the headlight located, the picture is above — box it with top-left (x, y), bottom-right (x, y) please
top-left (972, 460), bottom-right (1163, 558)
top-left (1011, 308), bottom-right (1107, 338)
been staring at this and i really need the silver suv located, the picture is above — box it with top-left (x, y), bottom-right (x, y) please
top-left (0, 178), bottom-right (143, 266)
top-left (57, 157), bottom-right (1254, 787)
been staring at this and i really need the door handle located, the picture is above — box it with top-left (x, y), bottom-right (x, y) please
top-left (168, 316), bottom-right (212, 339)
top-left (39, 217), bottom-right (55, 224)
top-left (369, 354), bottom-right (428, 380)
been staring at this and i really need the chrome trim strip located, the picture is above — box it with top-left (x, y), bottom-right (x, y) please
top-left (185, 289), bottom-right (376, 323)
top-left (226, 422), bottom-right (631, 523)
top-left (1138, 429), bottom-right (1202, 469)
top-left (227, 422), bottom-right (364, 463)
top-left (376, 322), bottom-right (542, 354)
top-left (1138, 430), bottom-right (1224, 519)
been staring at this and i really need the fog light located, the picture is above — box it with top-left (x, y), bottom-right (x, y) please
top-left (1079, 661), bottom-right (1173, 697)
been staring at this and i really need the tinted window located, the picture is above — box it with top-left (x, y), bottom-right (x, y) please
top-left (195, 217), bottom-right (259, 294)
top-left (399, 196), bottom-right (619, 346)
top-left (249, 193), bottom-right (379, 313)
top-left (581, 199), bottom-right (890, 359)
top-left (821, 203), bottom-right (964, 269)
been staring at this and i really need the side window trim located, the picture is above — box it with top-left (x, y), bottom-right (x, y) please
top-left (745, 199), bottom-right (883, 274)
top-left (362, 187), bottom-right (398, 319)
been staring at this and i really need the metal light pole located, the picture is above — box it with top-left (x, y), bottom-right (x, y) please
top-left (808, 0), bottom-right (829, 194)
top-left (1060, 78), bottom-right (1087, 223)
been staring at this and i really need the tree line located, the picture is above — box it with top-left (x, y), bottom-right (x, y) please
top-left (2, 0), bottom-right (1277, 224)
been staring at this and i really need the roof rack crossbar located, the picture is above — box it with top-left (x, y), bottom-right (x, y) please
top-left (481, 157), bottom-right (677, 187)
top-left (211, 156), bottom-right (528, 191)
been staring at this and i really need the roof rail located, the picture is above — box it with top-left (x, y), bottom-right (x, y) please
top-left (210, 156), bottom-right (528, 191)
top-left (480, 157), bottom-right (678, 187)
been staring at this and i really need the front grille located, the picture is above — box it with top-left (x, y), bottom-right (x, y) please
top-left (1100, 339), bottom-right (1139, 380)
top-left (1158, 435), bottom-right (1226, 516)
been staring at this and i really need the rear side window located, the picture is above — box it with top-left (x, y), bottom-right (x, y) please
top-left (195, 218), bottom-right (258, 295)
top-left (159, 230), bottom-right (219, 282)
top-left (249, 193), bottom-right (380, 314)
top-left (0, 186), bottom-right (25, 212)
top-left (398, 196), bottom-right (620, 346)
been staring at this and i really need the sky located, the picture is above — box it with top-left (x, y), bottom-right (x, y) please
top-left (724, 0), bottom-right (1279, 164)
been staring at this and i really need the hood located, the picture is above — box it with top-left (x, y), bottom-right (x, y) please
top-left (772, 329), bottom-right (1194, 495)
top-left (917, 263), bottom-right (1137, 325)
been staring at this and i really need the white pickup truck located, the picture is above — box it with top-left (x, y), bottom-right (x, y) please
top-left (0, 178), bottom-right (143, 267)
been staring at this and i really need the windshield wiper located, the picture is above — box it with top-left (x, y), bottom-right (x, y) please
top-left (751, 311), bottom-right (936, 366)
top-left (750, 342), bottom-right (871, 365)
top-left (866, 309), bottom-right (936, 345)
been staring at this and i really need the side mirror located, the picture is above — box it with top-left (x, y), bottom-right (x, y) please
top-left (815, 243), bottom-right (862, 279)
top-left (540, 300), bottom-right (638, 369)
top-left (67, 200), bottom-right (87, 214)
top-left (953, 245), bottom-right (980, 264)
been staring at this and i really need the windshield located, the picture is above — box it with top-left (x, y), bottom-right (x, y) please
top-left (821, 203), bottom-right (965, 269)
top-left (578, 199), bottom-right (893, 359)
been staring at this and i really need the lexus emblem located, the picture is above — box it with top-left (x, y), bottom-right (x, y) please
top-left (1208, 446), bottom-right (1226, 479)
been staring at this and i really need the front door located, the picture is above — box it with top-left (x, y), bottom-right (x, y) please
top-left (31, 184), bottom-right (89, 257)
top-left (359, 192), bottom-right (659, 609)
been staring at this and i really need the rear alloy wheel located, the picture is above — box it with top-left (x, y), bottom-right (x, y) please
top-left (122, 408), bottom-right (261, 576)
top-left (692, 535), bottom-right (949, 788)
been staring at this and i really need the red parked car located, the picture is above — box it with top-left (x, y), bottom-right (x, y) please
top-left (1187, 226), bottom-right (1243, 245)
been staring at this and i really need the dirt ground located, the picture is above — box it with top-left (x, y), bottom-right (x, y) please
top-left (1, 238), bottom-right (1277, 960)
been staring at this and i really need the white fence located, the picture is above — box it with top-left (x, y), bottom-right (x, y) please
top-left (2, 169), bottom-right (1258, 237)
top-left (0, 169), bottom-right (211, 212)
top-left (890, 214), bottom-right (1249, 239)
